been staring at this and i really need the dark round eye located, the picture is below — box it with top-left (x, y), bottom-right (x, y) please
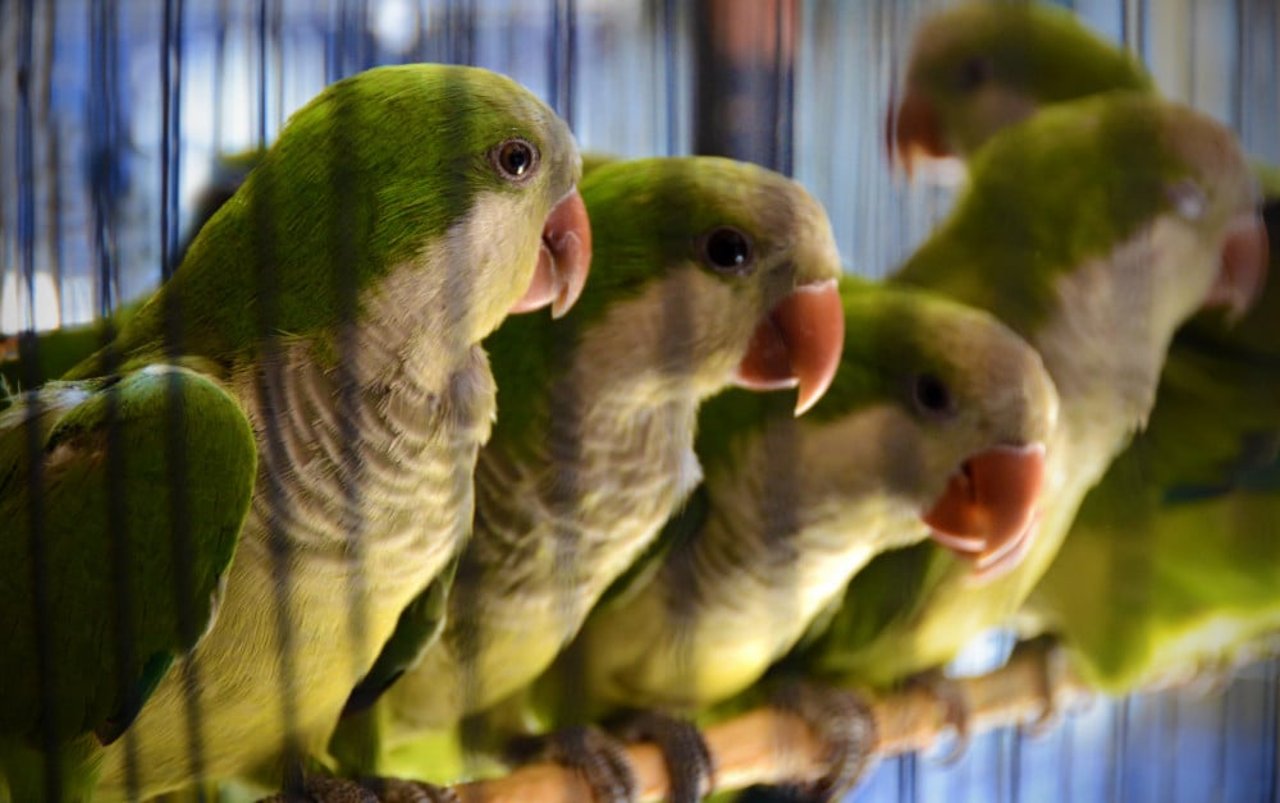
top-left (493, 138), bottom-right (539, 182)
top-left (913, 373), bottom-right (954, 417)
top-left (700, 226), bottom-right (755, 275)
top-left (956, 56), bottom-right (993, 92)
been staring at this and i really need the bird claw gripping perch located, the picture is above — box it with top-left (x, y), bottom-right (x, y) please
top-left (1017, 635), bottom-right (1072, 739)
top-left (360, 777), bottom-right (463, 803)
top-left (769, 680), bottom-right (880, 802)
top-left (255, 775), bottom-right (460, 803)
top-left (907, 669), bottom-right (972, 766)
top-left (256, 775), bottom-right (380, 803)
top-left (507, 724), bottom-right (639, 803)
top-left (614, 709), bottom-right (717, 803)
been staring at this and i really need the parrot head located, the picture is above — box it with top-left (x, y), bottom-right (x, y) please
top-left (575, 156), bottom-right (846, 415)
top-left (107, 64), bottom-right (591, 369)
top-left (317, 63), bottom-right (593, 341)
top-left (809, 279), bottom-right (1058, 582)
top-left (1116, 99), bottom-right (1268, 325)
top-left (885, 2), bottom-right (1152, 180)
top-left (899, 95), bottom-right (1267, 346)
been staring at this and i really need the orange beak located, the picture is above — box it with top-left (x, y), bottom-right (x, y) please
top-left (732, 278), bottom-right (845, 416)
top-left (1202, 211), bottom-right (1269, 322)
top-left (885, 90), bottom-right (950, 178)
top-left (511, 187), bottom-right (593, 319)
top-left (923, 442), bottom-right (1046, 583)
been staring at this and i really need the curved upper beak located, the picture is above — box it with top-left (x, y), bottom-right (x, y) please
top-left (732, 278), bottom-right (845, 416)
top-left (923, 442), bottom-right (1047, 583)
top-left (510, 187), bottom-right (593, 319)
top-left (885, 90), bottom-right (949, 178)
top-left (1202, 211), bottom-right (1269, 322)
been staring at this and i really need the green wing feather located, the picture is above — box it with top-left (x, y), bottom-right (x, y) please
top-left (0, 365), bottom-right (255, 744)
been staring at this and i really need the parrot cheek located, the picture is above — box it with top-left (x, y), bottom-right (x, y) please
top-left (1202, 211), bottom-right (1269, 322)
top-left (731, 278), bottom-right (845, 416)
top-left (922, 442), bottom-right (1047, 582)
top-left (509, 186), bottom-right (593, 319)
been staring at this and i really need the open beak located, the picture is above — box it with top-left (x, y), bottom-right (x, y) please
top-left (510, 187), bottom-right (593, 319)
top-left (885, 90), bottom-right (950, 178)
top-left (923, 442), bottom-right (1046, 583)
top-left (732, 278), bottom-right (845, 416)
top-left (1202, 211), bottom-right (1269, 322)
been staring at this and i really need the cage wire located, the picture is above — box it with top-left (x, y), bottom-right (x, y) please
top-left (0, 0), bottom-right (1278, 801)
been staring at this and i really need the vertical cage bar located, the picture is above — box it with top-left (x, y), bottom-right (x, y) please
top-left (898, 750), bottom-right (918, 803)
top-left (38, 0), bottom-right (63, 318)
top-left (213, 0), bottom-right (229, 154)
top-left (249, 0), bottom-right (307, 791)
top-left (1108, 696), bottom-right (1131, 803)
top-left (548, 0), bottom-right (577, 129)
top-left (90, 0), bottom-right (121, 321)
top-left (661, 0), bottom-right (680, 156)
top-left (159, 0), bottom-right (213, 793)
top-left (692, 0), bottom-right (795, 172)
top-left (87, 2), bottom-right (148, 800)
top-left (331, 12), bottom-right (372, 691)
top-left (1265, 657), bottom-right (1279, 802)
top-left (15, 1), bottom-right (59, 798)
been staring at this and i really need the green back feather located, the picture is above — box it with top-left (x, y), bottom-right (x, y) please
top-left (0, 367), bottom-right (255, 743)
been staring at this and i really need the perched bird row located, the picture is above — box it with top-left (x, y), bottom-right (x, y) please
top-left (0, 4), bottom-right (1273, 802)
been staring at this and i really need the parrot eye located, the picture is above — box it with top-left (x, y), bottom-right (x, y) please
top-left (699, 226), bottom-right (755, 275)
top-left (955, 56), bottom-right (993, 92)
top-left (913, 373), bottom-right (955, 418)
top-left (1166, 178), bottom-right (1207, 221)
top-left (493, 138), bottom-right (539, 182)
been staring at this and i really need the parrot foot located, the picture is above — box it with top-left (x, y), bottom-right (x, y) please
top-left (361, 777), bottom-right (461, 803)
top-left (258, 776), bottom-right (460, 803)
top-left (1017, 635), bottom-right (1070, 738)
top-left (908, 670), bottom-right (971, 764)
top-left (507, 724), bottom-right (638, 803)
top-left (768, 681), bottom-right (879, 802)
top-left (614, 709), bottom-right (716, 803)
top-left (256, 776), bottom-right (380, 803)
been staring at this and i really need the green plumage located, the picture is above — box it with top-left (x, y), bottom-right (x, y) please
top-left (75, 68), bottom-right (572, 379)
top-left (0, 368), bottom-right (254, 801)
top-left (347, 155), bottom-right (844, 781)
top-left (790, 94), bottom-right (1258, 689)
top-left (1, 63), bottom-right (584, 802)
top-left (532, 276), bottom-right (1057, 726)
top-left (901, 2), bottom-right (1152, 159)
top-left (899, 0), bottom-right (1280, 691)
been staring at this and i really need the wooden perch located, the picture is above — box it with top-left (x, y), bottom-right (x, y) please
top-left (453, 642), bottom-right (1099, 802)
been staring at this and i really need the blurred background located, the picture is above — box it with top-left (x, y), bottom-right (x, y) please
top-left (0, 0), bottom-right (1276, 800)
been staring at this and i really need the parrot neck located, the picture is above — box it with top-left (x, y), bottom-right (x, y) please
top-left (1035, 222), bottom-right (1191, 470)
top-left (677, 405), bottom-right (926, 644)
top-left (1012, 220), bottom-right (1200, 592)
top-left (230, 329), bottom-right (493, 564)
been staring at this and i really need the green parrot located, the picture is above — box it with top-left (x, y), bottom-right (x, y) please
top-left (785, 95), bottom-right (1264, 698)
top-left (885, 2), bottom-right (1153, 181)
top-left (518, 275), bottom-right (1057, 800)
top-left (0, 368), bottom-right (256, 803)
top-left (338, 155), bottom-right (847, 797)
top-left (888, 1), bottom-right (1280, 692)
top-left (1, 62), bottom-right (591, 802)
